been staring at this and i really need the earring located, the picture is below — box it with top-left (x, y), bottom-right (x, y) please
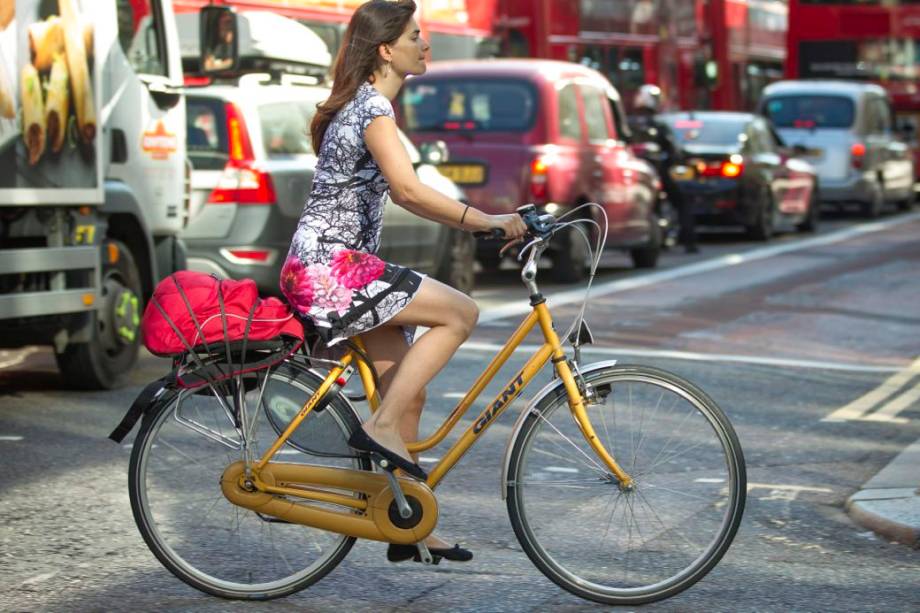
top-left (384, 61), bottom-right (390, 78)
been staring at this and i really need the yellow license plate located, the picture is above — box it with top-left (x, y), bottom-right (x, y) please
top-left (670, 165), bottom-right (694, 180)
top-left (437, 164), bottom-right (486, 185)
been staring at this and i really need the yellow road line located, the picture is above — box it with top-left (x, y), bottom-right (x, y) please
top-left (822, 357), bottom-right (920, 422)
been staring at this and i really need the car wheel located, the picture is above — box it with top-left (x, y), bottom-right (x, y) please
top-left (630, 216), bottom-right (661, 269)
top-left (434, 227), bottom-right (476, 295)
top-left (896, 192), bottom-right (914, 212)
top-left (797, 184), bottom-right (820, 233)
top-left (861, 182), bottom-right (883, 218)
top-left (746, 186), bottom-right (774, 241)
top-left (552, 222), bottom-right (589, 284)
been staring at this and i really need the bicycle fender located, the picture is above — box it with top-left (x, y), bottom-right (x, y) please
top-left (499, 359), bottom-right (618, 500)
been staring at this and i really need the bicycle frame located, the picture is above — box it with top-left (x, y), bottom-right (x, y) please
top-left (254, 298), bottom-right (634, 492)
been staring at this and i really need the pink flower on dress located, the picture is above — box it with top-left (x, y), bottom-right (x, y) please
top-left (307, 264), bottom-right (353, 314)
top-left (279, 257), bottom-right (314, 312)
top-left (330, 249), bottom-right (386, 289)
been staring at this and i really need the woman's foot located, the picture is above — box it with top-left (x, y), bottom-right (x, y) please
top-left (387, 537), bottom-right (473, 564)
top-left (347, 423), bottom-right (427, 480)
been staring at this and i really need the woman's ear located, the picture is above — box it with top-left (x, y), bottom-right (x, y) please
top-left (378, 43), bottom-right (392, 63)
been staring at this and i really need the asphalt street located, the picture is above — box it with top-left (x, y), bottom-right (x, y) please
top-left (2, 209), bottom-right (919, 611)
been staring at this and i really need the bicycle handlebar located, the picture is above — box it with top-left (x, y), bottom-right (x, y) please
top-left (472, 204), bottom-right (557, 241)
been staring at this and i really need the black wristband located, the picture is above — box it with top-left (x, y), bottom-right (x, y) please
top-left (460, 204), bottom-right (470, 226)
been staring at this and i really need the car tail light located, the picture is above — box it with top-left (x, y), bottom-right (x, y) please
top-left (220, 248), bottom-right (276, 265)
top-left (720, 161), bottom-right (743, 178)
top-left (207, 103), bottom-right (277, 205)
top-left (530, 156), bottom-right (549, 199)
top-left (697, 158), bottom-right (744, 178)
top-left (851, 142), bottom-right (866, 169)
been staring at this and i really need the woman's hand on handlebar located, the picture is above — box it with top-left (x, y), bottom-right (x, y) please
top-left (486, 213), bottom-right (528, 240)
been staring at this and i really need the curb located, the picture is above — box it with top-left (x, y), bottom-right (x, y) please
top-left (846, 492), bottom-right (920, 548)
top-left (845, 438), bottom-right (920, 548)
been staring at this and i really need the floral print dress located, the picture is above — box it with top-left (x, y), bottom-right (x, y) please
top-left (280, 82), bottom-right (423, 346)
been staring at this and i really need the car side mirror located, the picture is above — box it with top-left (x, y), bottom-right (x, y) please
top-left (200, 7), bottom-right (239, 75)
top-left (418, 140), bottom-right (449, 166)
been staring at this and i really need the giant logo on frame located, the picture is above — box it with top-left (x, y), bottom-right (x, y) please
top-left (141, 121), bottom-right (178, 160)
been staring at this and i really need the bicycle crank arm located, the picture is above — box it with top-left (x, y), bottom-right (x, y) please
top-left (382, 464), bottom-right (413, 519)
top-left (220, 461), bottom-right (439, 544)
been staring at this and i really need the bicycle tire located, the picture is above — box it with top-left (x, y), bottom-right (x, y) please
top-left (128, 360), bottom-right (369, 600)
top-left (506, 364), bottom-right (746, 605)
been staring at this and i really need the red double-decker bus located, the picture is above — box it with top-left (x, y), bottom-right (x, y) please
top-left (787, 1), bottom-right (920, 109)
top-left (173, 0), bottom-right (498, 62)
top-left (787, 0), bottom-right (920, 178)
top-left (494, 0), bottom-right (787, 112)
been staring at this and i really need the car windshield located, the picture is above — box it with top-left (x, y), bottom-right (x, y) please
top-left (763, 95), bottom-right (856, 129)
top-left (259, 100), bottom-right (319, 157)
top-left (187, 97), bottom-right (228, 170)
top-left (399, 78), bottom-right (537, 133)
top-left (663, 116), bottom-right (748, 147)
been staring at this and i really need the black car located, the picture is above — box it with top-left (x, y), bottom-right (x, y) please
top-left (660, 112), bottom-right (820, 240)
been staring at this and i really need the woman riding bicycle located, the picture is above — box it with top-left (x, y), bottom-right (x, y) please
top-left (280, 0), bottom-right (526, 563)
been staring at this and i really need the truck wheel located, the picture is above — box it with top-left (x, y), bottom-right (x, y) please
top-left (434, 228), bottom-right (476, 295)
top-left (56, 239), bottom-right (143, 389)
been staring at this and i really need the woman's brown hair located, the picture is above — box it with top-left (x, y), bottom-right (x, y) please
top-left (310, 0), bottom-right (417, 153)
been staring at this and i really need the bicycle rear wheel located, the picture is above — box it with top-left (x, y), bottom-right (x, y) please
top-left (506, 364), bottom-right (745, 605)
top-left (128, 361), bottom-right (368, 600)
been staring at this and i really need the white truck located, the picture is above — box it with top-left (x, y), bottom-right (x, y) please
top-left (0, 1), bottom-right (219, 388)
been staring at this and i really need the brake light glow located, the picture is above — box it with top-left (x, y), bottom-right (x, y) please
top-left (696, 158), bottom-right (744, 178)
top-left (721, 162), bottom-right (743, 178)
top-left (530, 156), bottom-right (550, 199)
top-left (207, 103), bottom-right (277, 205)
top-left (851, 142), bottom-right (866, 169)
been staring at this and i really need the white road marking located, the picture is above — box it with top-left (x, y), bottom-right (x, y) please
top-left (747, 482), bottom-right (832, 502)
top-left (21, 571), bottom-right (58, 585)
top-left (458, 341), bottom-right (906, 373)
top-left (478, 211), bottom-right (920, 324)
top-left (823, 356), bottom-right (920, 422)
top-left (419, 456), bottom-right (439, 464)
top-left (545, 466), bottom-right (579, 474)
top-left (442, 392), bottom-right (466, 399)
top-left (694, 477), bottom-right (726, 483)
top-left (0, 435), bottom-right (24, 441)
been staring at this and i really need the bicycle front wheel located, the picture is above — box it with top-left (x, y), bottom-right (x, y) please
top-left (506, 364), bottom-right (745, 605)
top-left (128, 361), bottom-right (368, 600)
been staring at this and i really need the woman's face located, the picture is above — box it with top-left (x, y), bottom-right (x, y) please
top-left (387, 18), bottom-right (429, 76)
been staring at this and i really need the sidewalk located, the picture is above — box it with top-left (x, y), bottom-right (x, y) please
top-left (846, 438), bottom-right (920, 548)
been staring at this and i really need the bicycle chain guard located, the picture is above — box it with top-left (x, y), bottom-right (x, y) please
top-left (220, 461), bottom-right (438, 544)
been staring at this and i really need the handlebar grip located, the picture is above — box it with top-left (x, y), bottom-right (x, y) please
top-left (473, 228), bottom-right (507, 240)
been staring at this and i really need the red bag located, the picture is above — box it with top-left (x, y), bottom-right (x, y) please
top-left (141, 270), bottom-right (303, 356)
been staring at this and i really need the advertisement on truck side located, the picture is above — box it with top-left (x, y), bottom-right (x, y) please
top-left (0, 0), bottom-right (102, 205)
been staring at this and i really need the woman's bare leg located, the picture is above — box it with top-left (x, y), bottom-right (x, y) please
top-left (359, 277), bottom-right (477, 465)
top-left (361, 323), bottom-right (453, 549)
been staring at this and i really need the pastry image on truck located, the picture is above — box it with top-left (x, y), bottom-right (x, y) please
top-left (10, 0), bottom-right (97, 187)
top-left (0, 1), bottom-right (227, 388)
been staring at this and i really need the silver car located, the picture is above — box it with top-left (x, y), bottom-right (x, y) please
top-left (759, 80), bottom-right (914, 218)
top-left (181, 80), bottom-right (476, 295)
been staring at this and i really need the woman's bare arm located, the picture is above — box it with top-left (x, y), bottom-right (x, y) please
top-left (365, 115), bottom-right (525, 238)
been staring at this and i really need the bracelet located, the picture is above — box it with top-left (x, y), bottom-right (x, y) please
top-left (459, 204), bottom-right (470, 226)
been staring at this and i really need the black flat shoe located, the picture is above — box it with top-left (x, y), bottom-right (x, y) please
top-left (387, 543), bottom-right (473, 564)
top-left (347, 428), bottom-right (427, 481)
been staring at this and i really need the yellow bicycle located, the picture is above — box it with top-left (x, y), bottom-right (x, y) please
top-left (126, 205), bottom-right (746, 605)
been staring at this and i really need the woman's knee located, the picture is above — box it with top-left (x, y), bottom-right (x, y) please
top-left (453, 295), bottom-right (479, 337)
